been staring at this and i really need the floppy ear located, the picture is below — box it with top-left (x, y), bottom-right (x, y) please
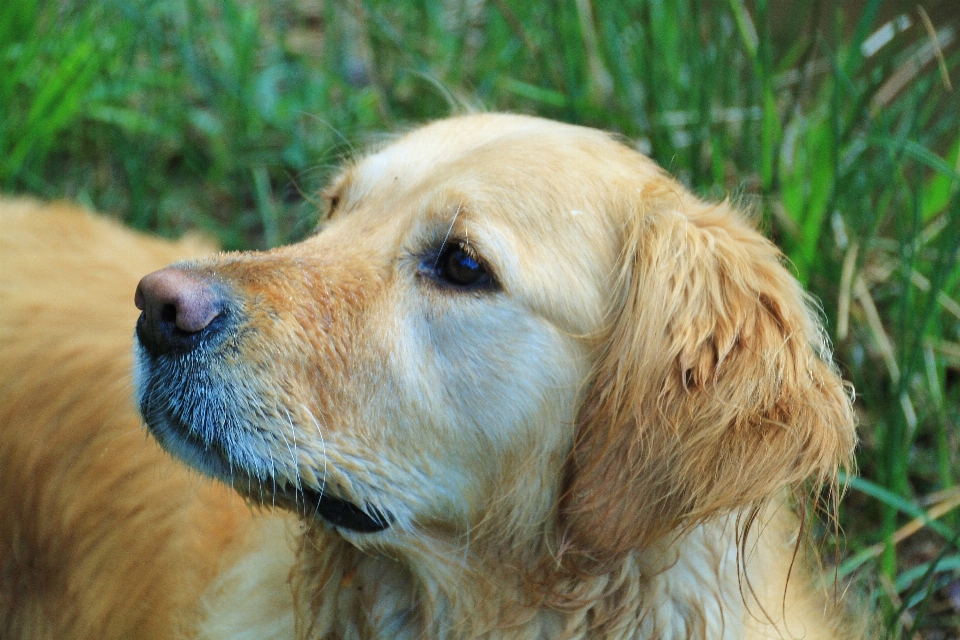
top-left (559, 188), bottom-right (856, 571)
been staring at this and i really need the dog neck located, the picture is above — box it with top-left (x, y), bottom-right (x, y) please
top-left (289, 525), bottom-right (555, 638)
top-left (283, 519), bottom-right (756, 640)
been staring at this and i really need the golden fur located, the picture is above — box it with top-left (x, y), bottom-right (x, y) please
top-left (0, 114), bottom-right (859, 639)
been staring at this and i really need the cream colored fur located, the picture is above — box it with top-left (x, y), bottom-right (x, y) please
top-left (0, 114), bottom-right (860, 639)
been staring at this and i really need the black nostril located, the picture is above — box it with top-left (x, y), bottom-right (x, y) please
top-left (135, 268), bottom-right (226, 356)
top-left (160, 304), bottom-right (177, 326)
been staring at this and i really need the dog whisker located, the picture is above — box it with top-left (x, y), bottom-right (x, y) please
top-left (432, 204), bottom-right (462, 270)
top-left (301, 404), bottom-right (329, 504)
top-left (303, 113), bottom-right (355, 157)
top-left (276, 416), bottom-right (298, 504)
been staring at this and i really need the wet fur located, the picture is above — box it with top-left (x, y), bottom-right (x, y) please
top-left (1, 114), bottom-right (859, 638)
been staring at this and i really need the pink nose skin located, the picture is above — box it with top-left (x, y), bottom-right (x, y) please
top-left (135, 268), bottom-right (223, 355)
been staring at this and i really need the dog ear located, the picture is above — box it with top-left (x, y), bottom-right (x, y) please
top-left (559, 187), bottom-right (856, 571)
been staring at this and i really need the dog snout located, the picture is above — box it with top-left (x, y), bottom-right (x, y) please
top-left (135, 268), bottom-right (224, 355)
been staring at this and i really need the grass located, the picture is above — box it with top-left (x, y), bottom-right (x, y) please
top-left (3, 0), bottom-right (960, 636)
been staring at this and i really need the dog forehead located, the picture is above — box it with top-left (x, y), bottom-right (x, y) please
top-left (352, 116), bottom-right (640, 331)
top-left (345, 114), bottom-right (659, 246)
top-left (351, 114), bottom-right (627, 197)
top-left (321, 115), bottom-right (682, 334)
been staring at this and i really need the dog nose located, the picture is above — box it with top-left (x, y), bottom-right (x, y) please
top-left (135, 268), bottom-right (224, 355)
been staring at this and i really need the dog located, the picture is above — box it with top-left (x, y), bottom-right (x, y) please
top-left (1, 114), bottom-right (859, 639)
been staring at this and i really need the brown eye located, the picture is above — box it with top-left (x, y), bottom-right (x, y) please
top-left (420, 243), bottom-right (496, 290)
top-left (440, 246), bottom-right (487, 287)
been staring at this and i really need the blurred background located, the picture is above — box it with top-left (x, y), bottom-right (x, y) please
top-left (2, 0), bottom-right (959, 636)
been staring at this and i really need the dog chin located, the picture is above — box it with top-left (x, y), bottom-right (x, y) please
top-left (138, 400), bottom-right (235, 480)
top-left (133, 343), bottom-right (393, 534)
top-left (134, 344), bottom-right (237, 478)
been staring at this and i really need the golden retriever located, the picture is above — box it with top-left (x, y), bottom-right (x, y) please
top-left (0, 114), bottom-right (859, 639)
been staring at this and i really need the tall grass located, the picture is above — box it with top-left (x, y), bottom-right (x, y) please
top-left (3, 0), bottom-right (959, 635)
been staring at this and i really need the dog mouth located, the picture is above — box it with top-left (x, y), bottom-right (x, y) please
top-left (138, 377), bottom-right (392, 534)
top-left (282, 485), bottom-right (392, 533)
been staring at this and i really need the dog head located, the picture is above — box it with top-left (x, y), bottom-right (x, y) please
top-left (134, 114), bottom-right (855, 565)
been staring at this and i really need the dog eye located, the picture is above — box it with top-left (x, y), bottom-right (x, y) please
top-left (437, 244), bottom-right (491, 287)
top-left (422, 243), bottom-right (496, 290)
